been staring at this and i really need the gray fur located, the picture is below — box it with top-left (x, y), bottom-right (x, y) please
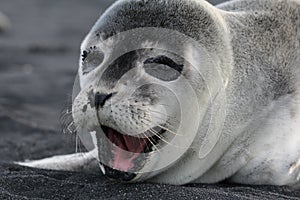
top-left (18, 0), bottom-right (300, 186)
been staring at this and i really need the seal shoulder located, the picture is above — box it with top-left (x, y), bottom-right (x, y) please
top-left (223, 0), bottom-right (300, 99)
top-left (194, 0), bottom-right (300, 186)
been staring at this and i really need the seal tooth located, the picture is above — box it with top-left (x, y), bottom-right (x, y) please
top-left (99, 163), bottom-right (106, 175)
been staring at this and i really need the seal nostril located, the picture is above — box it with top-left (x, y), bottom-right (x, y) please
top-left (95, 92), bottom-right (113, 109)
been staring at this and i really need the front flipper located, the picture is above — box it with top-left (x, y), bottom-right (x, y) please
top-left (15, 149), bottom-right (100, 173)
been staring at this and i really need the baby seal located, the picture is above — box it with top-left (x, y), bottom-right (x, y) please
top-left (18, 0), bottom-right (300, 186)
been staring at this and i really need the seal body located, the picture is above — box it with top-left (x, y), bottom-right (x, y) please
top-left (18, 0), bottom-right (300, 186)
top-left (194, 0), bottom-right (300, 186)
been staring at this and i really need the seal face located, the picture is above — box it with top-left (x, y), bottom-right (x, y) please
top-left (73, 43), bottom-right (199, 181)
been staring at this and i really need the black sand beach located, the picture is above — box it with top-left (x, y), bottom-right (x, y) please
top-left (0, 0), bottom-right (299, 199)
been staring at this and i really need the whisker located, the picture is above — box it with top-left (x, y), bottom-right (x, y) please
top-left (156, 124), bottom-right (182, 137)
top-left (144, 114), bottom-right (179, 131)
top-left (76, 134), bottom-right (79, 153)
top-left (137, 115), bottom-right (180, 136)
top-left (122, 105), bottom-right (179, 126)
top-left (60, 106), bottom-right (76, 133)
top-left (139, 117), bottom-right (181, 139)
top-left (62, 120), bottom-right (78, 135)
top-left (60, 108), bottom-right (83, 154)
top-left (154, 103), bottom-right (173, 108)
top-left (118, 108), bottom-right (181, 137)
top-left (138, 120), bottom-right (178, 148)
top-left (145, 118), bottom-right (179, 136)
top-left (147, 128), bottom-right (174, 146)
top-left (141, 132), bottom-right (160, 152)
top-left (149, 115), bottom-right (178, 130)
top-left (156, 124), bottom-right (181, 138)
top-left (147, 109), bottom-right (179, 122)
top-left (123, 106), bottom-right (180, 127)
top-left (148, 128), bottom-right (185, 149)
top-left (68, 121), bottom-right (75, 133)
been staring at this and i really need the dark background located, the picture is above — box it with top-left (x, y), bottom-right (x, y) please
top-left (0, 0), bottom-right (299, 199)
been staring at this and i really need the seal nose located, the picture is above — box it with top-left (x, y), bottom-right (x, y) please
top-left (95, 92), bottom-right (113, 109)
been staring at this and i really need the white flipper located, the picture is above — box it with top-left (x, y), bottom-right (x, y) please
top-left (15, 149), bottom-right (100, 173)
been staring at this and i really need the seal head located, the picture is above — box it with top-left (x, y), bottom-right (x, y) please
top-left (73, 0), bottom-right (232, 183)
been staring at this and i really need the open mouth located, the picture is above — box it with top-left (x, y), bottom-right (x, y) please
top-left (99, 125), bottom-right (167, 181)
top-left (101, 125), bottom-right (166, 153)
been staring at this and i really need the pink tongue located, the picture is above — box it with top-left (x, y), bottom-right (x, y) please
top-left (108, 129), bottom-right (148, 172)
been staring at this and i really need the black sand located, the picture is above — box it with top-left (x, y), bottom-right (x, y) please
top-left (0, 0), bottom-right (299, 199)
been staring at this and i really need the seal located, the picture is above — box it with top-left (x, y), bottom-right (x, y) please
top-left (18, 0), bottom-right (300, 187)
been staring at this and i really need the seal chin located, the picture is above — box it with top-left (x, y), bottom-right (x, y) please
top-left (100, 162), bottom-right (137, 182)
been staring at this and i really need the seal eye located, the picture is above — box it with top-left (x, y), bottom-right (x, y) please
top-left (144, 56), bottom-right (183, 81)
top-left (81, 47), bottom-right (104, 75)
